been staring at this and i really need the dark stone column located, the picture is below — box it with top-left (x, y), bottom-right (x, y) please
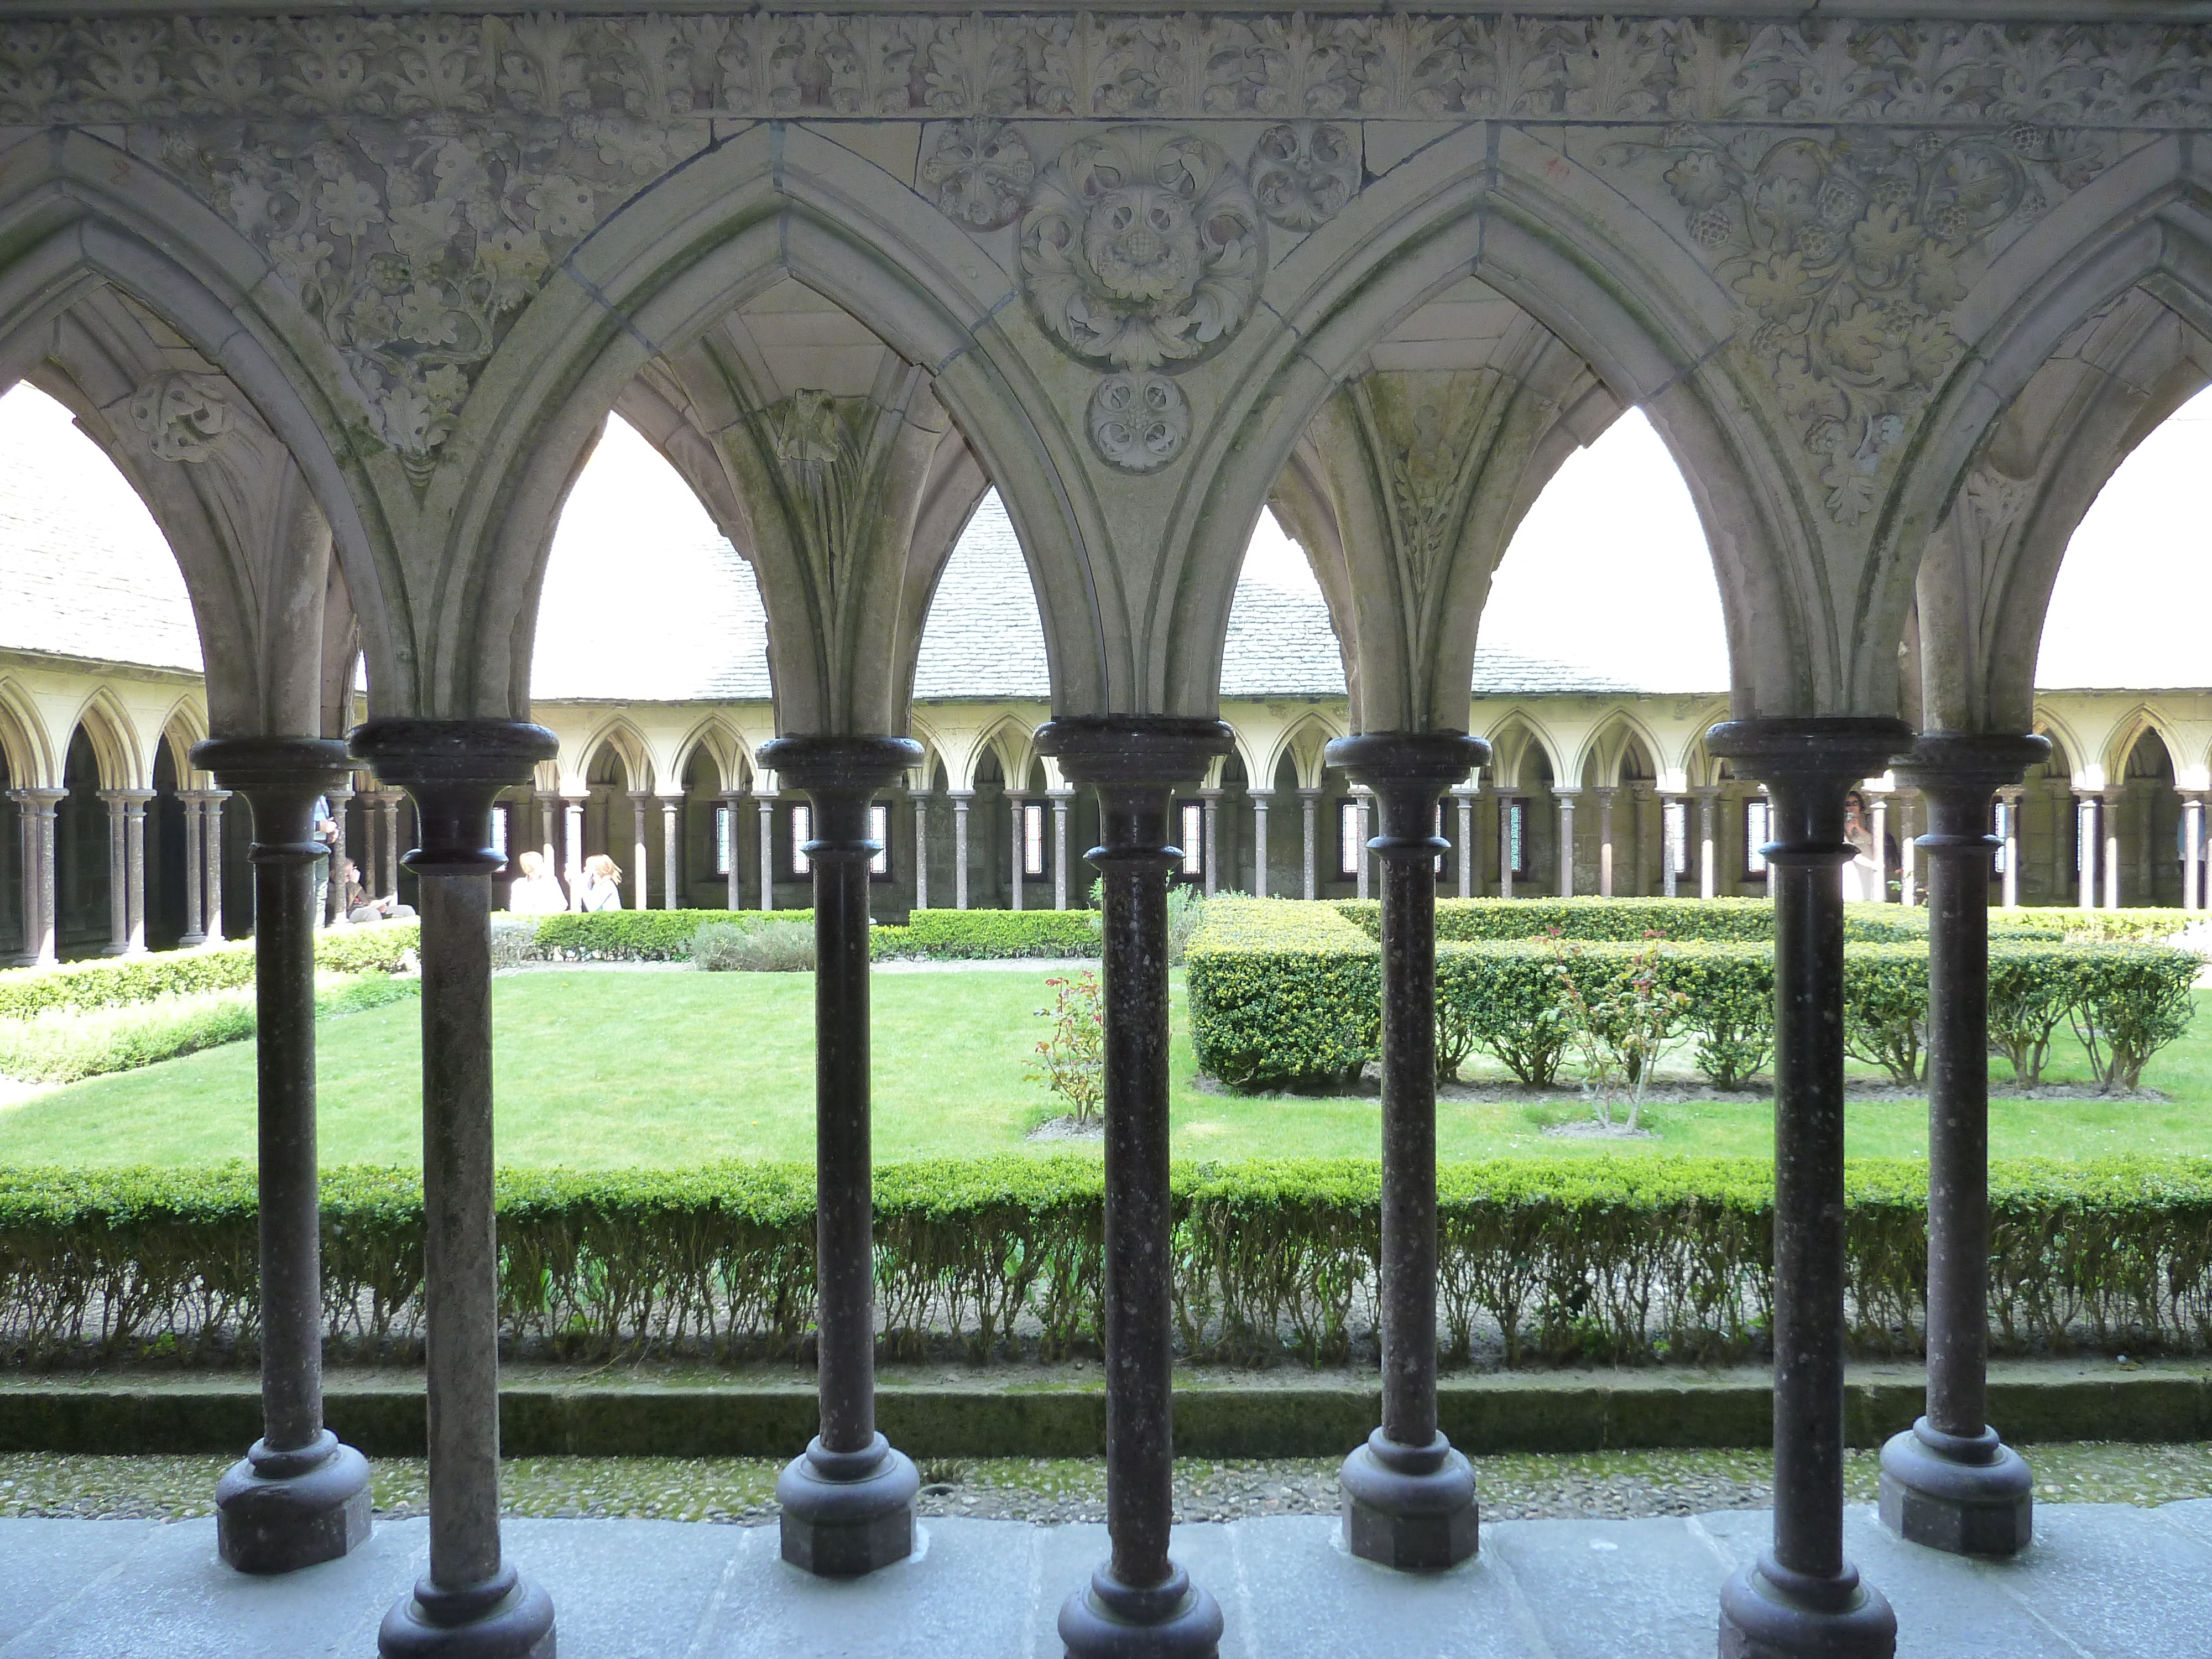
top-left (1036, 716), bottom-right (1230, 1659)
top-left (194, 737), bottom-right (373, 1574)
top-left (1325, 731), bottom-right (1485, 1571)
top-left (1708, 717), bottom-right (1907, 1659)
top-left (1878, 732), bottom-right (2046, 1557)
top-left (756, 734), bottom-right (923, 1577)
top-left (352, 719), bottom-right (557, 1659)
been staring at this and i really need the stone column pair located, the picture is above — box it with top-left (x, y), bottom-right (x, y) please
top-left (1036, 716), bottom-right (1233, 1658)
top-left (348, 719), bottom-right (560, 1658)
top-left (758, 735), bottom-right (923, 1576)
top-left (8, 787), bottom-right (62, 965)
top-left (192, 739), bottom-right (374, 1580)
top-left (1327, 732), bottom-right (1486, 1572)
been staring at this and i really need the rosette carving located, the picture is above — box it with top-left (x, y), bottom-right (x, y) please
top-left (1019, 124), bottom-right (1263, 371)
top-left (921, 119), bottom-right (1032, 231)
top-left (1088, 374), bottom-right (1191, 473)
top-left (1251, 122), bottom-right (1359, 229)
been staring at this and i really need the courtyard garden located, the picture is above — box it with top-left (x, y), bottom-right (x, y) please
top-left (1, 898), bottom-right (2209, 1375)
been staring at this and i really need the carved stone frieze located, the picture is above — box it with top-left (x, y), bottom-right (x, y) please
top-left (920, 118), bottom-right (1031, 231)
top-left (1614, 122), bottom-right (2116, 522)
top-left (1020, 124), bottom-right (1262, 371)
top-left (1250, 121), bottom-right (1360, 230)
top-left (128, 369), bottom-right (234, 462)
top-left (7, 15), bottom-right (2212, 129)
top-left (1088, 373), bottom-right (1191, 473)
top-left (145, 98), bottom-right (700, 477)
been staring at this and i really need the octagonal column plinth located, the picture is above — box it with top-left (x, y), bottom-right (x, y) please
top-left (757, 734), bottom-right (924, 1578)
top-left (1037, 717), bottom-right (1231, 1659)
top-left (1879, 733), bottom-right (2047, 1559)
top-left (194, 737), bottom-right (373, 1575)
top-left (1324, 732), bottom-right (1486, 1572)
top-left (352, 719), bottom-right (557, 1659)
top-left (1708, 718), bottom-right (1907, 1659)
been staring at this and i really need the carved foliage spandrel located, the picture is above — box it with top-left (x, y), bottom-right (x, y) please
top-left (1616, 122), bottom-right (2114, 523)
top-left (1020, 124), bottom-right (1263, 371)
top-left (921, 118), bottom-right (1032, 231)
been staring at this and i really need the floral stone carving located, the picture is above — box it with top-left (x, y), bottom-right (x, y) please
top-left (128, 371), bottom-right (234, 463)
top-left (1619, 123), bottom-right (2110, 523)
top-left (1251, 122), bottom-right (1359, 229)
top-left (921, 119), bottom-right (1032, 230)
top-left (1088, 373), bottom-right (1191, 473)
top-left (1020, 124), bottom-right (1263, 371)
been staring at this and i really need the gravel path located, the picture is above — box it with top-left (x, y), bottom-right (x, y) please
top-left (7, 1443), bottom-right (2210, 1527)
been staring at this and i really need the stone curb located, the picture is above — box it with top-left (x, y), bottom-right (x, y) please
top-left (1, 1368), bottom-right (2205, 1459)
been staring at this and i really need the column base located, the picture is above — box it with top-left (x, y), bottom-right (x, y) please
top-left (215, 1430), bottom-right (372, 1574)
top-left (379, 1564), bottom-right (556, 1659)
top-left (776, 1432), bottom-right (919, 1577)
top-left (1878, 1418), bottom-right (2033, 1557)
top-left (1718, 1556), bottom-right (1896, 1659)
top-left (1339, 1428), bottom-right (1479, 1571)
top-left (1059, 1562), bottom-right (1223, 1659)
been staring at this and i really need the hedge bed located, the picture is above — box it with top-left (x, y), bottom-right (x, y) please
top-left (517, 909), bottom-right (1099, 963)
top-left (1335, 896), bottom-right (2197, 947)
top-left (4, 1156), bottom-right (2208, 1369)
top-left (1188, 900), bottom-right (2198, 1093)
top-left (0, 923), bottom-right (420, 1020)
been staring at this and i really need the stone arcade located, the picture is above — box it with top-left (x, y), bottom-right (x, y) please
top-left (2, 4), bottom-right (2212, 1656)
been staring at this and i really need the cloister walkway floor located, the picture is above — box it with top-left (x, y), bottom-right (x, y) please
top-left (2, 1501), bottom-right (2203, 1657)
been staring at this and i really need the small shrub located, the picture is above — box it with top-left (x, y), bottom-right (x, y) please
top-left (2068, 946), bottom-right (2199, 1091)
top-left (1548, 932), bottom-right (1690, 1131)
top-left (1842, 945), bottom-right (1930, 1084)
top-left (693, 920), bottom-right (815, 972)
top-left (532, 910), bottom-right (813, 962)
top-left (488, 916), bottom-right (537, 972)
top-left (1026, 971), bottom-right (1104, 1124)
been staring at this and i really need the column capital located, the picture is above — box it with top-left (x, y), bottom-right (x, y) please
top-left (947, 788), bottom-right (974, 804)
top-left (625, 789), bottom-right (653, 806)
top-left (1296, 785), bottom-right (1323, 801)
top-left (716, 789), bottom-right (749, 805)
top-left (348, 718), bottom-right (556, 875)
top-left (191, 737), bottom-right (354, 809)
top-left (9, 786), bottom-right (65, 807)
top-left (1552, 786), bottom-right (1582, 800)
top-left (1326, 731), bottom-right (1486, 849)
top-left (1048, 787), bottom-right (1077, 802)
top-left (1032, 715), bottom-right (1233, 789)
top-left (1691, 782), bottom-right (1724, 800)
top-left (1893, 732), bottom-right (2048, 842)
top-left (97, 787), bottom-right (157, 806)
top-left (1708, 717), bottom-right (1913, 860)
top-left (757, 734), bottom-right (926, 796)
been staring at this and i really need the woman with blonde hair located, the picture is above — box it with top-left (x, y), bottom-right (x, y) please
top-left (573, 853), bottom-right (624, 912)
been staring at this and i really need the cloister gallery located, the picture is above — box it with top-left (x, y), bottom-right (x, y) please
top-left (0, 4), bottom-right (2210, 1657)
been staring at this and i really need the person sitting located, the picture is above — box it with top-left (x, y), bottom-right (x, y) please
top-left (572, 853), bottom-right (624, 912)
top-left (506, 848), bottom-right (569, 914)
top-left (338, 858), bottom-right (417, 924)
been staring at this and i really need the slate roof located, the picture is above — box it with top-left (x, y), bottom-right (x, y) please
top-left (0, 416), bottom-right (201, 674)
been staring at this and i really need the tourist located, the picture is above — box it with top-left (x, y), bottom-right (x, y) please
top-left (1840, 792), bottom-right (1881, 902)
top-left (507, 848), bottom-right (568, 914)
top-left (341, 857), bottom-right (416, 924)
top-left (311, 794), bottom-right (339, 926)
top-left (572, 853), bottom-right (624, 912)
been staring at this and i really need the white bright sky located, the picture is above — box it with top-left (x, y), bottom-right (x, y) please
top-left (4, 378), bottom-right (2206, 693)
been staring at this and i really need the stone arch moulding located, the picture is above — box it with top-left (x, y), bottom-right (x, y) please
top-left (671, 715), bottom-right (755, 796)
top-left (1156, 126), bottom-right (1813, 726)
top-left (2033, 709), bottom-right (2092, 789)
top-left (1261, 712), bottom-right (1347, 795)
top-left (0, 678), bottom-right (54, 790)
top-left (65, 687), bottom-right (144, 793)
top-left (436, 123), bottom-right (1114, 728)
top-left (568, 717), bottom-right (656, 798)
top-left (1577, 712), bottom-right (1670, 794)
top-left (1477, 711), bottom-right (1567, 792)
top-left (1880, 134), bottom-right (2212, 735)
top-left (0, 129), bottom-right (410, 722)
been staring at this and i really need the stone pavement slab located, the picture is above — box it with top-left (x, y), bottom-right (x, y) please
top-left (1, 1505), bottom-right (2207, 1658)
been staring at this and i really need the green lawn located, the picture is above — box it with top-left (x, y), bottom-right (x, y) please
top-left (0, 971), bottom-right (2206, 1169)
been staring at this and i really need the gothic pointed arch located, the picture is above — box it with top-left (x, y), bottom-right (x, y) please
top-left (0, 128), bottom-right (408, 714)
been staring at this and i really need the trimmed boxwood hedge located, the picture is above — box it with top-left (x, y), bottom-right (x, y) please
top-left (3, 1155), bottom-right (2208, 1368)
top-left (872, 910), bottom-right (1100, 961)
top-left (1187, 900), bottom-right (2199, 1092)
top-left (0, 922), bottom-right (420, 1020)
